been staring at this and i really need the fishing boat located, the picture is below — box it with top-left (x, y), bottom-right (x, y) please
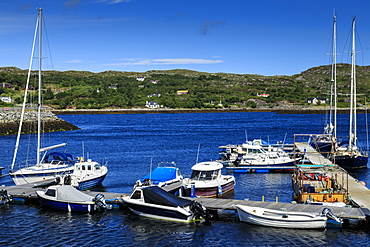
top-left (182, 161), bottom-right (235, 198)
top-left (292, 165), bottom-right (349, 204)
top-left (119, 186), bottom-right (211, 223)
top-left (235, 205), bottom-right (342, 229)
top-left (9, 8), bottom-right (74, 185)
top-left (36, 185), bottom-right (112, 213)
top-left (58, 157), bottom-right (108, 191)
top-left (333, 17), bottom-right (368, 169)
top-left (133, 162), bottom-right (183, 193)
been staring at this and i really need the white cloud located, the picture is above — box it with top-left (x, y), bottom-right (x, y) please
top-left (106, 58), bottom-right (223, 66)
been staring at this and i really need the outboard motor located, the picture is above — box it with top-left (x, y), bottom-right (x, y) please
top-left (93, 194), bottom-right (112, 212)
top-left (64, 175), bottom-right (72, 185)
top-left (190, 200), bottom-right (212, 221)
top-left (322, 208), bottom-right (343, 224)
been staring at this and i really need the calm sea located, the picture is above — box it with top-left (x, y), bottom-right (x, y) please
top-left (0, 112), bottom-right (369, 246)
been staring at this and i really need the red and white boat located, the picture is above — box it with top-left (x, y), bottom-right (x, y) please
top-left (183, 161), bottom-right (235, 198)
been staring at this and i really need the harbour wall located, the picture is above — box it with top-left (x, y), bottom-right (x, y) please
top-left (0, 109), bottom-right (79, 136)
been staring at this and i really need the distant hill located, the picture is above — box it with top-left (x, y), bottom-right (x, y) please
top-left (0, 64), bottom-right (369, 110)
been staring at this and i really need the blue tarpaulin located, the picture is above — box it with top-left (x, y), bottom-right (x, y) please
top-left (140, 167), bottom-right (177, 184)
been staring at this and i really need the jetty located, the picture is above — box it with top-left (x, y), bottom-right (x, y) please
top-left (1, 183), bottom-right (369, 222)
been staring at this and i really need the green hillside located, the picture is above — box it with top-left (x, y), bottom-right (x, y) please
top-left (0, 64), bottom-right (369, 109)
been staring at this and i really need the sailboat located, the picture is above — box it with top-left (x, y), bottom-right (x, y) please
top-left (333, 17), bottom-right (368, 169)
top-left (311, 14), bottom-right (338, 154)
top-left (9, 8), bottom-right (74, 185)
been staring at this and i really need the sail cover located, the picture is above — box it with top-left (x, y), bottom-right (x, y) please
top-left (142, 186), bottom-right (191, 207)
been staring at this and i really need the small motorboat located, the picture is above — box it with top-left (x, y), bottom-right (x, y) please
top-left (133, 162), bottom-right (183, 193)
top-left (119, 186), bottom-right (211, 223)
top-left (36, 185), bottom-right (112, 213)
top-left (58, 157), bottom-right (108, 191)
top-left (182, 161), bottom-right (235, 198)
top-left (235, 205), bottom-right (342, 229)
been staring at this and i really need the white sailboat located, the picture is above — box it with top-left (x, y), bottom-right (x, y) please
top-left (9, 8), bottom-right (74, 185)
top-left (334, 17), bottom-right (368, 169)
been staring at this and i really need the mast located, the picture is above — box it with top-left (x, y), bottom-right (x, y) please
top-left (349, 17), bottom-right (356, 150)
top-left (37, 8), bottom-right (43, 165)
top-left (332, 14), bottom-right (337, 139)
top-left (11, 9), bottom-right (40, 169)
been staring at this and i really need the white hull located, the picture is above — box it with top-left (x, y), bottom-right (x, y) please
top-left (10, 164), bottom-right (74, 186)
top-left (236, 205), bottom-right (327, 229)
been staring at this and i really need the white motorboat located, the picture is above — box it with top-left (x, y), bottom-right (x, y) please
top-left (119, 186), bottom-right (211, 223)
top-left (58, 157), bottom-right (108, 191)
top-left (182, 161), bottom-right (235, 198)
top-left (235, 205), bottom-right (342, 229)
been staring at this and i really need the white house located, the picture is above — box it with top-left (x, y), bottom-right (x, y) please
top-left (0, 96), bottom-right (13, 103)
top-left (145, 101), bottom-right (160, 108)
top-left (136, 77), bottom-right (145, 82)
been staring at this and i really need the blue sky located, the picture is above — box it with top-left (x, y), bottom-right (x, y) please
top-left (1, 0), bottom-right (370, 76)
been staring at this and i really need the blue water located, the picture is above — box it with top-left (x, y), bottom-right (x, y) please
top-left (0, 112), bottom-right (369, 246)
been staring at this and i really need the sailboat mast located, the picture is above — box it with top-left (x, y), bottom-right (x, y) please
top-left (349, 17), bottom-right (356, 149)
top-left (37, 8), bottom-right (43, 165)
top-left (332, 14), bottom-right (337, 139)
top-left (11, 9), bottom-right (40, 169)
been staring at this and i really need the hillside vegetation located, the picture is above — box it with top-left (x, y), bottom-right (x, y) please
top-left (0, 64), bottom-right (369, 110)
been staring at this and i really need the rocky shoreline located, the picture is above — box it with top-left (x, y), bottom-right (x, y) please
top-left (0, 110), bottom-right (79, 136)
top-left (50, 106), bottom-right (361, 115)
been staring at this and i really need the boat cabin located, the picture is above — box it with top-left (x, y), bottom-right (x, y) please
top-left (190, 162), bottom-right (223, 181)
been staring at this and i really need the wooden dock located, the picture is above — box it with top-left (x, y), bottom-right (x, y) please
top-left (2, 184), bottom-right (368, 221)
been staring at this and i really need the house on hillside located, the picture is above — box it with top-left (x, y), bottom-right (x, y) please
top-left (136, 77), bottom-right (145, 82)
top-left (177, 90), bottom-right (189, 95)
top-left (257, 93), bottom-right (269, 98)
top-left (145, 101), bottom-right (160, 108)
top-left (0, 96), bottom-right (13, 103)
top-left (307, 97), bottom-right (326, 105)
top-left (0, 83), bottom-right (12, 88)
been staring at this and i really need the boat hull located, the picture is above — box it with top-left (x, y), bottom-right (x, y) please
top-left (76, 173), bottom-right (107, 191)
top-left (122, 199), bottom-right (193, 223)
top-left (185, 180), bottom-right (235, 198)
top-left (10, 166), bottom-right (74, 186)
top-left (334, 155), bottom-right (368, 169)
top-left (37, 195), bottom-right (97, 213)
top-left (236, 205), bottom-right (327, 229)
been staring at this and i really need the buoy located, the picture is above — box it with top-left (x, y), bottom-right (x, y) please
top-left (360, 181), bottom-right (366, 186)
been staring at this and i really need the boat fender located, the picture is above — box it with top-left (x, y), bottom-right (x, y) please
top-left (218, 185), bottom-right (223, 196)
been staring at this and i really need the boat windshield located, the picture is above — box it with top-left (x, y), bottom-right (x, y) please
top-left (190, 169), bottom-right (220, 180)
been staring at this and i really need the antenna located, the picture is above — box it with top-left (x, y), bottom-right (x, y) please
top-left (196, 143), bottom-right (201, 163)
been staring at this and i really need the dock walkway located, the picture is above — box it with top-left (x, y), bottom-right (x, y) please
top-left (2, 185), bottom-right (368, 220)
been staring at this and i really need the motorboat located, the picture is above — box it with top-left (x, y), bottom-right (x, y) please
top-left (58, 157), bottom-right (108, 191)
top-left (9, 9), bottom-right (74, 185)
top-left (133, 162), bottom-right (183, 193)
top-left (36, 185), bottom-right (112, 213)
top-left (119, 186), bottom-right (211, 223)
top-left (182, 161), bottom-right (235, 198)
top-left (219, 142), bottom-right (296, 167)
top-left (235, 205), bottom-right (342, 229)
